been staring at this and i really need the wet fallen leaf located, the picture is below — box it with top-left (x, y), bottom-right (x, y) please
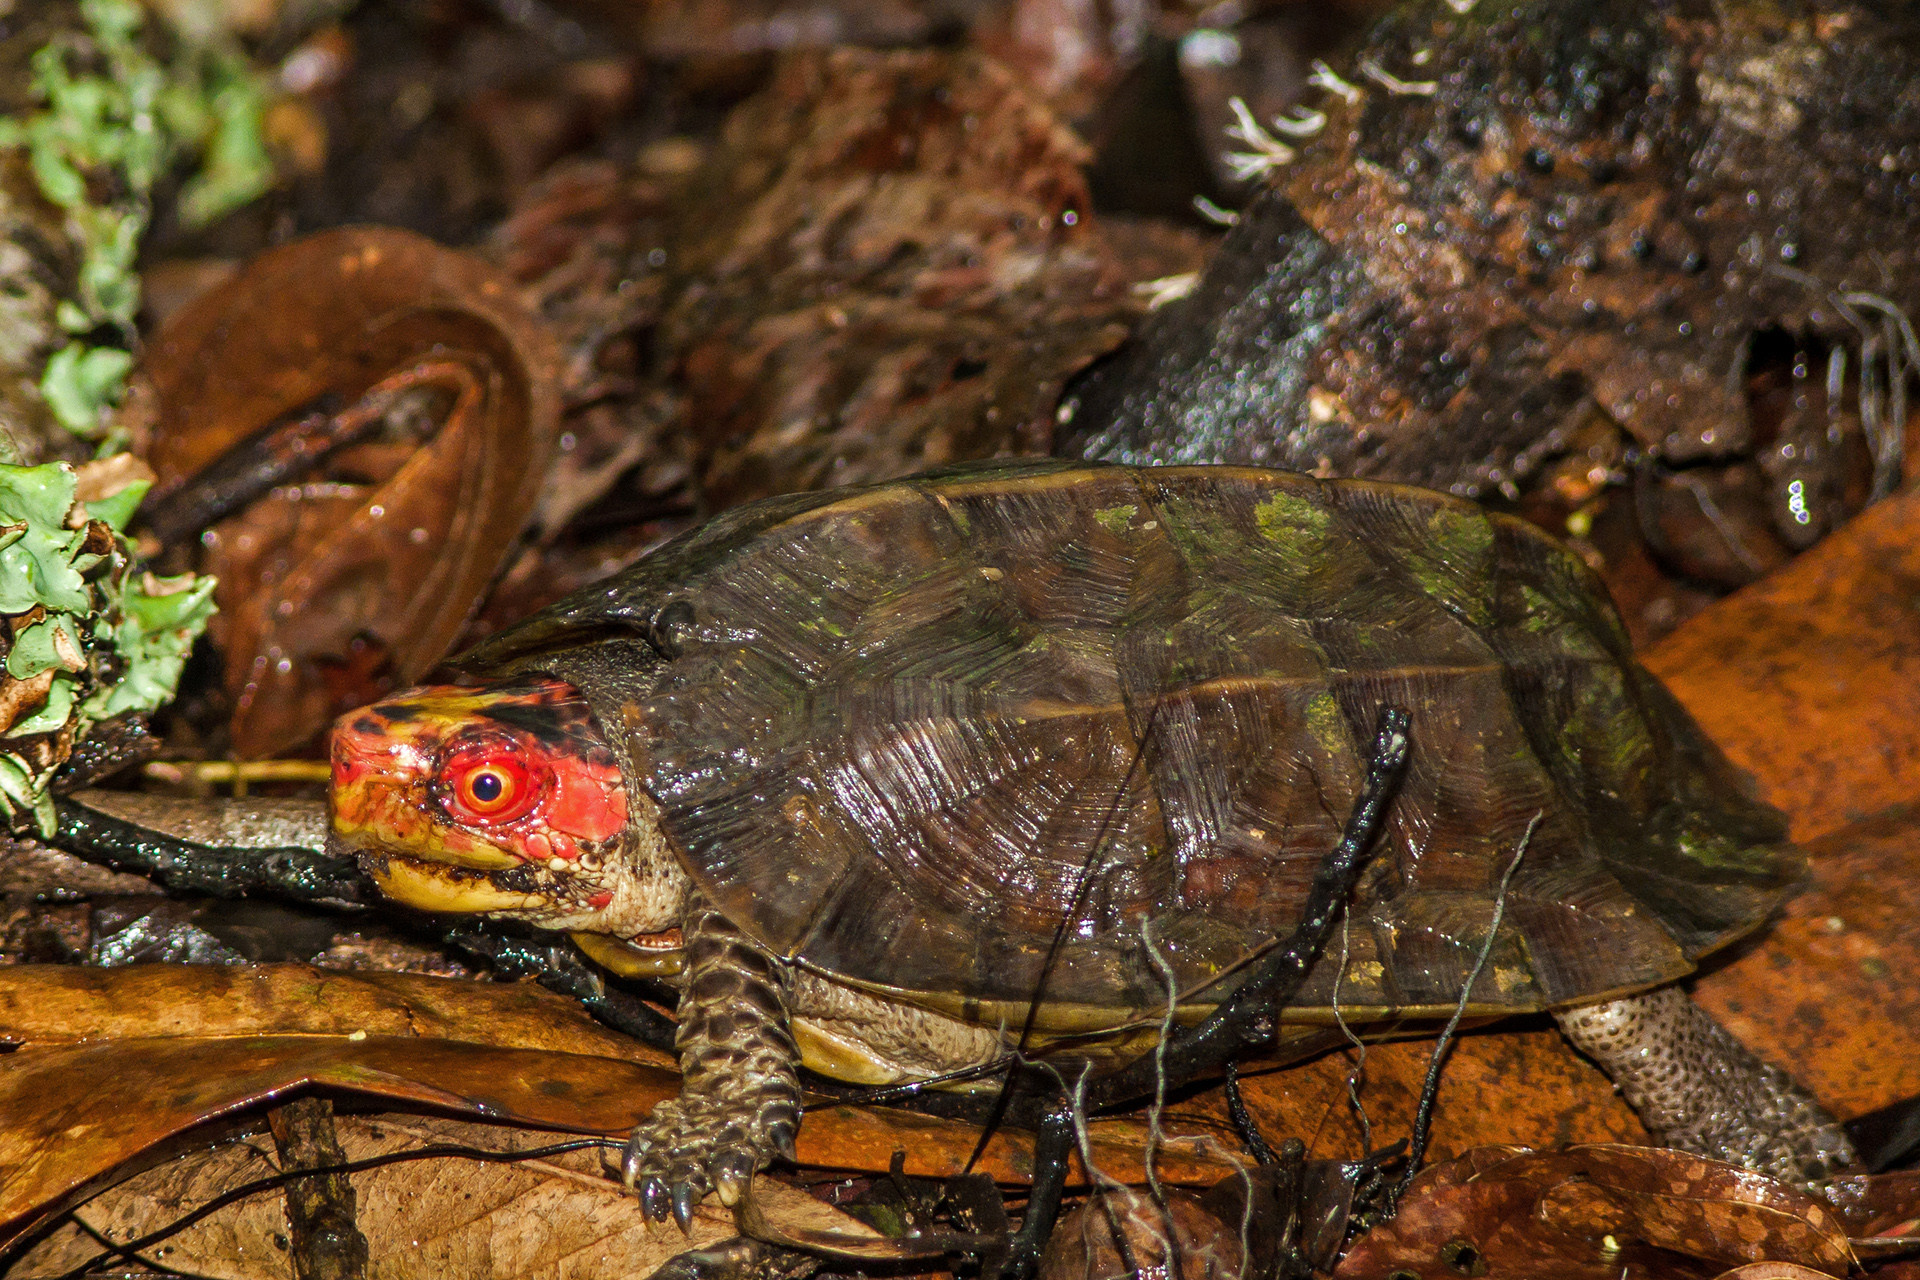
top-left (1333, 1145), bottom-right (1855, 1280)
top-left (1222, 1022), bottom-right (1647, 1167)
top-left (0, 1035), bottom-right (677, 1248)
top-left (8, 1113), bottom-right (872, 1280)
top-left (0, 963), bottom-right (671, 1062)
top-left (141, 226), bottom-right (563, 757)
top-left (1640, 481), bottom-right (1920, 1123)
top-left (1692, 807), bottom-right (1920, 1126)
top-left (1826, 1168), bottom-right (1920, 1239)
top-left (1647, 482), bottom-right (1920, 845)
top-left (793, 1103), bottom-right (1241, 1192)
top-left (0, 1012), bottom-right (1243, 1251)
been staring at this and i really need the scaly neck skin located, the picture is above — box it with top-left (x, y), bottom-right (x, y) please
top-left (328, 677), bottom-right (690, 940)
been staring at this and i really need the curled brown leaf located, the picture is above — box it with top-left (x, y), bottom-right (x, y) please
top-left (142, 226), bottom-right (562, 757)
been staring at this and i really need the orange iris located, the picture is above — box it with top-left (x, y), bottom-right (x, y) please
top-left (441, 741), bottom-right (543, 825)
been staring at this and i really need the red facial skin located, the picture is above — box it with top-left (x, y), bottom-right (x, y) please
top-left (330, 680), bottom-right (628, 905)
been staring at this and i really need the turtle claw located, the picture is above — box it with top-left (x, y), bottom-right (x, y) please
top-left (768, 1118), bottom-right (797, 1164)
top-left (616, 1095), bottom-right (789, 1226)
top-left (711, 1150), bottom-right (754, 1207)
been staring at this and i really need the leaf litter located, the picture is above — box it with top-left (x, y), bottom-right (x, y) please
top-left (3, 0), bottom-right (1920, 1274)
top-left (8, 1112), bottom-right (875, 1280)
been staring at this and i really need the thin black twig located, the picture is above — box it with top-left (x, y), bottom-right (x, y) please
top-left (1222, 1061), bottom-right (1280, 1169)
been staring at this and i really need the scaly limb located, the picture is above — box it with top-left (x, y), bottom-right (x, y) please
top-left (621, 892), bottom-right (802, 1228)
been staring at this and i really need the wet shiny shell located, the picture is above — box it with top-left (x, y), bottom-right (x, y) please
top-left (461, 461), bottom-right (1799, 1026)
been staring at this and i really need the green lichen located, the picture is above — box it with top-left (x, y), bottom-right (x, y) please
top-left (1556, 664), bottom-right (1655, 801)
top-left (38, 343), bottom-right (136, 436)
top-left (1252, 491), bottom-right (1329, 566)
top-left (1092, 504), bottom-right (1138, 536)
top-left (7, 612), bottom-right (87, 679)
top-left (1403, 505), bottom-right (1495, 625)
top-left (0, 464), bottom-right (93, 614)
top-left (1515, 585), bottom-right (1550, 630)
top-left (1304, 690), bottom-right (1348, 758)
top-left (0, 460), bottom-right (214, 832)
top-left (83, 569), bottom-right (217, 720)
top-left (0, 0), bottom-right (274, 439)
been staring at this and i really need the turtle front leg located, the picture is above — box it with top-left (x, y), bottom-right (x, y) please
top-left (1555, 986), bottom-right (1856, 1183)
top-left (622, 893), bottom-right (801, 1226)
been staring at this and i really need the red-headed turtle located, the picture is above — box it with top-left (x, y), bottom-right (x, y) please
top-left (330, 461), bottom-right (1854, 1220)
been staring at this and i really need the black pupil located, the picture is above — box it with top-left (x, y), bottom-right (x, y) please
top-left (471, 771), bottom-right (504, 803)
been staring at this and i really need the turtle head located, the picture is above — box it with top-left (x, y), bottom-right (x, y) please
top-left (329, 678), bottom-right (688, 942)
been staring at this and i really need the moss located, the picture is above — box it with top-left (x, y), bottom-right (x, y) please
top-left (1517, 584), bottom-right (1560, 633)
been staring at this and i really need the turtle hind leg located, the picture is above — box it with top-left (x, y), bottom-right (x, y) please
top-left (621, 894), bottom-right (801, 1225)
top-left (1554, 985), bottom-right (1857, 1184)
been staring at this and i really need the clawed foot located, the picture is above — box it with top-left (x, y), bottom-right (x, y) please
top-left (616, 1093), bottom-right (798, 1229)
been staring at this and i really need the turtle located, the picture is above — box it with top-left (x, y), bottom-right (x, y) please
top-left (327, 459), bottom-right (1856, 1223)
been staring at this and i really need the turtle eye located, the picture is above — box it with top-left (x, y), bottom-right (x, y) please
top-left (441, 744), bottom-right (543, 825)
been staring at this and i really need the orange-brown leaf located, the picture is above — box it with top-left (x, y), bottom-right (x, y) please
top-left (0, 963), bottom-right (670, 1063)
top-left (1647, 484), bottom-right (1920, 844)
top-left (1335, 1145), bottom-right (1855, 1280)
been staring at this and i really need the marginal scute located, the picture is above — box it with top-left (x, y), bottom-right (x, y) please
top-left (458, 461), bottom-right (1802, 1025)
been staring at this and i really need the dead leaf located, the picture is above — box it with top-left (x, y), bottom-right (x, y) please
top-left (661, 47), bottom-right (1139, 509)
top-left (484, 157), bottom-right (690, 544)
top-left (1642, 485), bottom-right (1920, 1122)
top-left (1822, 1167), bottom-right (1920, 1249)
top-left (0, 963), bottom-right (671, 1062)
top-left (1334, 1145), bottom-right (1855, 1280)
top-left (1691, 807), bottom-right (1920, 1124)
top-left (1647, 483), bottom-right (1920, 845)
top-left (141, 226), bottom-right (563, 757)
top-left (0, 1036), bottom-right (679, 1247)
top-left (0, 1029), bottom-right (1245, 1252)
top-left (1039, 1186), bottom-right (1244, 1280)
top-left (1213, 1024), bottom-right (1646, 1172)
top-left (8, 1113), bottom-right (873, 1280)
